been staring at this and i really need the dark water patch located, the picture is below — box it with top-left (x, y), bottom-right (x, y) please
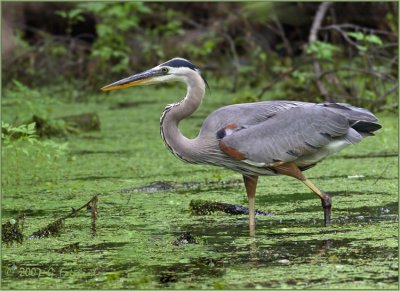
top-left (156, 257), bottom-right (226, 285)
top-left (336, 152), bottom-right (398, 159)
top-left (179, 221), bottom-right (251, 241)
top-left (288, 203), bottom-right (398, 225)
top-left (340, 201), bottom-right (398, 219)
top-left (372, 275), bottom-right (399, 285)
top-left (120, 179), bottom-right (242, 193)
top-left (254, 228), bottom-right (354, 239)
top-left (236, 237), bottom-right (396, 265)
top-left (179, 220), bottom-right (319, 242)
top-left (280, 212), bottom-right (398, 226)
top-left (152, 233), bottom-right (397, 285)
top-left (325, 190), bottom-right (392, 196)
top-left (183, 208), bottom-right (397, 239)
top-left (109, 100), bottom-right (156, 110)
top-left (292, 199), bottom-right (397, 212)
top-left (270, 192), bottom-right (397, 221)
top-left (261, 218), bottom-right (345, 231)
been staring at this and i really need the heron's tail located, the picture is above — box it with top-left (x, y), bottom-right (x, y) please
top-left (350, 120), bottom-right (381, 136)
top-left (319, 102), bottom-right (382, 136)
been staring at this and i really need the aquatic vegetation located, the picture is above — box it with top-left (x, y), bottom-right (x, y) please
top-left (2, 215), bottom-right (25, 245)
top-left (1, 86), bottom-right (398, 289)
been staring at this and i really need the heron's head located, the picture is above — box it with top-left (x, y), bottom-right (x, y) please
top-left (101, 57), bottom-right (208, 91)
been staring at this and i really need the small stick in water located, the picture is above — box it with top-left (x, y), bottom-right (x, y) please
top-left (91, 195), bottom-right (98, 235)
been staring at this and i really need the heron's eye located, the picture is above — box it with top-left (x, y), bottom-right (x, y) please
top-left (162, 67), bottom-right (169, 74)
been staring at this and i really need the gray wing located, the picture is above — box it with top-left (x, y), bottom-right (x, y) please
top-left (199, 100), bottom-right (311, 137)
top-left (219, 105), bottom-right (352, 165)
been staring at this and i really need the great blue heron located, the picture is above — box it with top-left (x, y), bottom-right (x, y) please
top-left (102, 57), bottom-right (381, 232)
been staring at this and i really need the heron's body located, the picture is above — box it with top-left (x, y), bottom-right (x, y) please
top-left (163, 99), bottom-right (378, 177)
top-left (102, 57), bottom-right (381, 233)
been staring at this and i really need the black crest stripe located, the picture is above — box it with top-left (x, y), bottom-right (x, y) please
top-left (161, 58), bottom-right (198, 71)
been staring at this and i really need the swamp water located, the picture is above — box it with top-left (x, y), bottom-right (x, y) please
top-left (2, 87), bottom-right (398, 289)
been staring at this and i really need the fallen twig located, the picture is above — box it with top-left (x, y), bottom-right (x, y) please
top-left (29, 195), bottom-right (99, 239)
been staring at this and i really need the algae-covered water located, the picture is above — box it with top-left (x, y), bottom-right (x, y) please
top-left (2, 85), bottom-right (398, 289)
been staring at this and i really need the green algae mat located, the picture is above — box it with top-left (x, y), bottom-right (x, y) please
top-left (2, 86), bottom-right (398, 289)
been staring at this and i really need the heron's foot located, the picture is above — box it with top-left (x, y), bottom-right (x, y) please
top-left (320, 192), bottom-right (332, 226)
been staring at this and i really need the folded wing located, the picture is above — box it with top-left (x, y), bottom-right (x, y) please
top-left (219, 105), bottom-right (355, 166)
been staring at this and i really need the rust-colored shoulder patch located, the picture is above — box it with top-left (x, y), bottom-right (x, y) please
top-left (219, 141), bottom-right (246, 160)
top-left (225, 123), bottom-right (237, 129)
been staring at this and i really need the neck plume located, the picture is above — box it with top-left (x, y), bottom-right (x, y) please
top-left (160, 71), bottom-right (206, 163)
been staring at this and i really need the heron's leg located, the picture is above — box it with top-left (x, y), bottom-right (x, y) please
top-left (270, 163), bottom-right (331, 226)
top-left (302, 179), bottom-right (331, 225)
top-left (243, 175), bottom-right (258, 234)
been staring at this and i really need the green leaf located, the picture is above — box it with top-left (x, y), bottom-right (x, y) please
top-left (27, 122), bottom-right (35, 129)
top-left (307, 41), bottom-right (340, 60)
top-left (365, 34), bottom-right (383, 45)
top-left (347, 31), bottom-right (365, 41)
top-left (357, 45), bottom-right (367, 52)
top-left (69, 8), bottom-right (83, 19)
top-left (55, 11), bottom-right (67, 18)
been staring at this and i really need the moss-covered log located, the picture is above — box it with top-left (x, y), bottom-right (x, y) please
top-left (190, 199), bottom-right (272, 216)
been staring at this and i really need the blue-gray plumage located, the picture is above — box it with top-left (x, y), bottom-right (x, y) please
top-left (102, 57), bottom-right (381, 234)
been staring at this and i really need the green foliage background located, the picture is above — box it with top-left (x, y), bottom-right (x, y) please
top-left (3, 2), bottom-right (398, 110)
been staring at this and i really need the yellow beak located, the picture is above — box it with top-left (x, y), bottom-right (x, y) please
top-left (101, 70), bottom-right (156, 91)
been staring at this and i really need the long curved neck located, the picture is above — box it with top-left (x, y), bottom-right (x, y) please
top-left (160, 71), bottom-right (205, 163)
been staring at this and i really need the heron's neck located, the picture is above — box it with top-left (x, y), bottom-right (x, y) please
top-left (160, 73), bottom-right (205, 163)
